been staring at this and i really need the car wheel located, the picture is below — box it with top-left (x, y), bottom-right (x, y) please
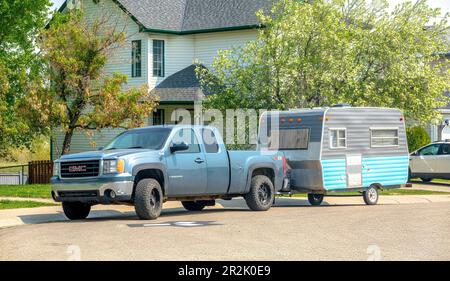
top-left (62, 202), bottom-right (91, 220)
top-left (244, 175), bottom-right (275, 211)
top-left (308, 194), bottom-right (324, 206)
top-left (182, 201), bottom-right (207, 211)
top-left (363, 186), bottom-right (379, 205)
top-left (134, 178), bottom-right (163, 220)
top-left (420, 178), bottom-right (432, 183)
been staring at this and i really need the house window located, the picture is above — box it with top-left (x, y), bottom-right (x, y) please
top-left (131, 40), bottom-right (142, 78)
top-left (371, 128), bottom-right (399, 147)
top-left (152, 109), bottom-right (165, 125)
top-left (330, 129), bottom-right (347, 149)
top-left (153, 40), bottom-right (165, 77)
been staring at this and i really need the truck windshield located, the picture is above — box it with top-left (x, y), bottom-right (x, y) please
top-left (104, 128), bottom-right (172, 150)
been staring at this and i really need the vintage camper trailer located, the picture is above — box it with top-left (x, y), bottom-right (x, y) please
top-left (259, 106), bottom-right (409, 205)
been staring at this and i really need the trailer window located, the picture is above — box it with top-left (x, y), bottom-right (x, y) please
top-left (330, 129), bottom-right (346, 149)
top-left (371, 129), bottom-right (399, 147)
top-left (268, 129), bottom-right (310, 150)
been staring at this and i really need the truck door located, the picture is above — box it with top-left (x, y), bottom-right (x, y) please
top-left (410, 144), bottom-right (441, 175)
top-left (346, 154), bottom-right (362, 188)
top-left (200, 128), bottom-right (230, 194)
top-left (166, 128), bottom-right (207, 196)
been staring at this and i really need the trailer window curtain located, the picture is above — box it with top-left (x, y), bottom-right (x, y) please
top-left (268, 129), bottom-right (310, 150)
top-left (371, 129), bottom-right (399, 147)
top-left (330, 129), bottom-right (346, 149)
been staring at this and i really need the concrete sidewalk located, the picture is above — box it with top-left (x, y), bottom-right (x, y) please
top-left (1, 195), bottom-right (450, 229)
top-left (0, 197), bottom-right (55, 204)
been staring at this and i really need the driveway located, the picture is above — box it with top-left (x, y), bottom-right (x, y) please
top-left (0, 197), bottom-right (449, 261)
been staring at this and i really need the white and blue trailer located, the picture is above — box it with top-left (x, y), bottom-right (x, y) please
top-left (259, 106), bottom-right (409, 205)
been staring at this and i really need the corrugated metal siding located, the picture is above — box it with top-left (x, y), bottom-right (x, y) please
top-left (322, 108), bottom-right (409, 158)
top-left (321, 158), bottom-right (347, 190)
top-left (362, 156), bottom-right (409, 187)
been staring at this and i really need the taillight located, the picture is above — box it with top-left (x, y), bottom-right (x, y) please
top-left (282, 156), bottom-right (287, 176)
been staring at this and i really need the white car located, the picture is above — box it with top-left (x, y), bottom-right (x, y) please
top-left (409, 141), bottom-right (450, 182)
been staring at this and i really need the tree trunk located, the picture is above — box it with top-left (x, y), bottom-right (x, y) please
top-left (61, 126), bottom-right (75, 155)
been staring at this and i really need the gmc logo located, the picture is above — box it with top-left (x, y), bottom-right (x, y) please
top-left (69, 165), bottom-right (87, 173)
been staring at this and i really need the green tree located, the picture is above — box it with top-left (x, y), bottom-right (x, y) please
top-left (198, 0), bottom-right (450, 123)
top-left (25, 11), bottom-right (158, 155)
top-left (0, 0), bottom-right (51, 155)
top-left (406, 126), bottom-right (431, 152)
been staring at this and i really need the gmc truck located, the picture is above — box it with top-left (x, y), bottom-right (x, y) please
top-left (51, 126), bottom-right (289, 220)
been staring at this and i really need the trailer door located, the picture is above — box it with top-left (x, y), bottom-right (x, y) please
top-left (346, 154), bottom-right (362, 188)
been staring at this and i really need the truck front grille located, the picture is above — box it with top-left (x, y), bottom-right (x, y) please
top-left (60, 160), bottom-right (100, 178)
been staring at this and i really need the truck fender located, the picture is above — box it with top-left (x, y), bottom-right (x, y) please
top-left (244, 163), bottom-right (277, 194)
top-left (132, 163), bottom-right (169, 195)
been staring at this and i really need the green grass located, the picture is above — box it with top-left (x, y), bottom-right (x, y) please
top-left (0, 200), bottom-right (57, 210)
top-left (410, 178), bottom-right (450, 184)
top-left (283, 188), bottom-right (449, 198)
top-left (0, 184), bottom-right (52, 199)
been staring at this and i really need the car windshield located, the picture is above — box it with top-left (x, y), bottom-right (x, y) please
top-left (104, 128), bottom-right (172, 151)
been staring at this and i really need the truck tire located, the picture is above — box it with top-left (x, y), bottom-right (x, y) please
top-left (62, 202), bottom-right (91, 220)
top-left (182, 201), bottom-right (207, 211)
top-left (134, 178), bottom-right (163, 220)
top-left (363, 186), bottom-right (379, 205)
top-left (308, 194), bottom-right (324, 206)
top-left (244, 175), bottom-right (274, 211)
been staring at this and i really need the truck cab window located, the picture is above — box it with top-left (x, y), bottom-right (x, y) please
top-left (171, 129), bottom-right (200, 153)
top-left (201, 129), bottom-right (219, 153)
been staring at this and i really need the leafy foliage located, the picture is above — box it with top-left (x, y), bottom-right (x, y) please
top-left (25, 10), bottom-right (159, 155)
top-left (0, 0), bottom-right (51, 155)
top-left (406, 126), bottom-right (431, 152)
top-left (198, 0), bottom-right (450, 123)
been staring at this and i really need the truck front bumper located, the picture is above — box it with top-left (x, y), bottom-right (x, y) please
top-left (51, 176), bottom-right (135, 204)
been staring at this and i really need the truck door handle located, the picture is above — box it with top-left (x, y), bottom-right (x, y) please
top-left (195, 158), bottom-right (205, 164)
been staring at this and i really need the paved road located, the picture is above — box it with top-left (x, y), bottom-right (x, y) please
top-left (0, 197), bottom-right (449, 261)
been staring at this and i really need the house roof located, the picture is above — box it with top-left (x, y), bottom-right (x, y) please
top-left (60, 0), bottom-right (272, 34)
top-left (153, 64), bottom-right (205, 102)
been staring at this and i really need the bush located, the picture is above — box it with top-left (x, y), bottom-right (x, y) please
top-left (406, 126), bottom-right (431, 153)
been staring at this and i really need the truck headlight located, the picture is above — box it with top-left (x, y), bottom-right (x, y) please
top-left (53, 162), bottom-right (60, 176)
top-left (103, 159), bottom-right (125, 174)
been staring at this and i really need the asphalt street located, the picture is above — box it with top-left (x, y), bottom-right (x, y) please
top-left (0, 197), bottom-right (449, 261)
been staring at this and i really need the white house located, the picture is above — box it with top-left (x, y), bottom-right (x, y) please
top-left (51, 0), bottom-right (272, 159)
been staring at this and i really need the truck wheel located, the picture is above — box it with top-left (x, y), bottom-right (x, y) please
top-left (363, 186), bottom-right (379, 205)
top-left (182, 201), bottom-right (206, 211)
top-left (62, 202), bottom-right (91, 220)
top-left (134, 178), bottom-right (163, 220)
top-left (308, 194), bottom-right (324, 206)
top-left (244, 175), bottom-right (274, 211)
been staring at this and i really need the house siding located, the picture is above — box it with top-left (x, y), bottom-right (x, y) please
top-left (52, 1), bottom-right (259, 159)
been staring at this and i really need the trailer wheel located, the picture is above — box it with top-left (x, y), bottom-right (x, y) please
top-left (182, 201), bottom-right (207, 211)
top-left (308, 194), bottom-right (324, 206)
top-left (244, 175), bottom-right (274, 211)
top-left (134, 178), bottom-right (163, 220)
top-left (62, 202), bottom-right (91, 220)
top-left (363, 186), bottom-right (379, 205)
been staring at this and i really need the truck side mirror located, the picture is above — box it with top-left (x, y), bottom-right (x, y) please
top-left (170, 142), bottom-right (189, 153)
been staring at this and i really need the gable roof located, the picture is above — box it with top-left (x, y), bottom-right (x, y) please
top-left (156, 64), bottom-right (202, 89)
top-left (59, 0), bottom-right (272, 34)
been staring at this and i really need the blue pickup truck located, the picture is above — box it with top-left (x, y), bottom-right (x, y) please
top-left (52, 126), bottom-right (289, 220)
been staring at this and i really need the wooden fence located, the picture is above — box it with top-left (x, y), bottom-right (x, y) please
top-left (28, 161), bottom-right (53, 184)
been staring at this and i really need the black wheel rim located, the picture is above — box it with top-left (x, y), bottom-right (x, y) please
top-left (150, 189), bottom-right (160, 209)
top-left (313, 194), bottom-right (321, 202)
top-left (258, 183), bottom-right (271, 205)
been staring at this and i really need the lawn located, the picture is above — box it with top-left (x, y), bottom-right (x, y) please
top-left (0, 184), bottom-right (52, 199)
top-left (0, 200), bottom-right (57, 210)
top-left (411, 178), bottom-right (450, 185)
